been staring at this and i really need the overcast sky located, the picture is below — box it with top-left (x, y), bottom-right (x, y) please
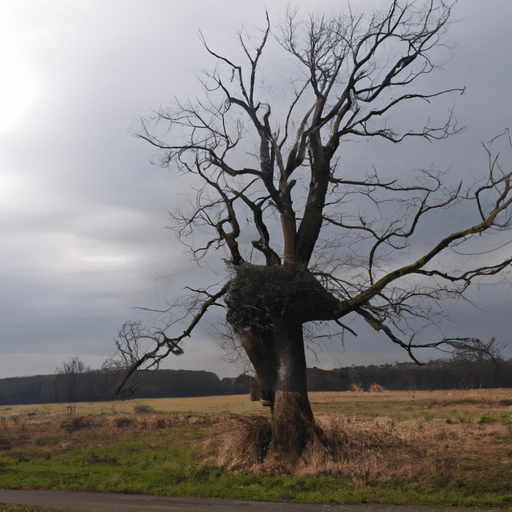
top-left (1, 0), bottom-right (511, 381)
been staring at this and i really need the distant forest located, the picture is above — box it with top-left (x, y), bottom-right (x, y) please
top-left (1, 357), bottom-right (512, 407)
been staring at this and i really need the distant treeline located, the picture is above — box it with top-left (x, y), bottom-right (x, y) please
top-left (1, 358), bottom-right (512, 406)
top-left (342, 357), bottom-right (512, 392)
top-left (0, 369), bottom-right (250, 406)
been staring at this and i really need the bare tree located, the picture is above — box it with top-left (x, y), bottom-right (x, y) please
top-left (54, 355), bottom-right (91, 403)
top-left (443, 337), bottom-right (511, 388)
top-left (122, 0), bottom-right (512, 461)
top-left (445, 337), bottom-right (510, 364)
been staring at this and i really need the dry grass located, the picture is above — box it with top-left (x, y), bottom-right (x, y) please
top-left (308, 388), bottom-right (512, 423)
top-left (202, 389), bottom-right (512, 485)
top-left (211, 410), bottom-right (512, 486)
top-left (310, 387), bottom-right (512, 405)
top-left (0, 411), bottom-right (220, 455)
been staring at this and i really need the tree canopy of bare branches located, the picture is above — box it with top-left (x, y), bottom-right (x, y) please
top-left (121, 0), bottom-right (512, 461)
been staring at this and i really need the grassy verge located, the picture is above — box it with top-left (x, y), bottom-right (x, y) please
top-left (1, 391), bottom-right (512, 508)
top-left (2, 445), bottom-right (510, 509)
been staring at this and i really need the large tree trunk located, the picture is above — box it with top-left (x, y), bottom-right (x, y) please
top-left (225, 263), bottom-right (340, 460)
top-left (235, 320), bottom-right (317, 461)
top-left (269, 320), bottom-right (316, 458)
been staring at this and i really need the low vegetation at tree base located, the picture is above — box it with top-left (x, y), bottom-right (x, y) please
top-left (1, 391), bottom-right (512, 508)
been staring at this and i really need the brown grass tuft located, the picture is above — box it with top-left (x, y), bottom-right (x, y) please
top-left (290, 415), bottom-right (424, 478)
top-left (216, 414), bottom-right (272, 470)
top-left (133, 404), bottom-right (154, 414)
top-left (0, 417), bottom-right (29, 449)
top-left (114, 416), bottom-right (132, 428)
top-left (60, 416), bottom-right (97, 433)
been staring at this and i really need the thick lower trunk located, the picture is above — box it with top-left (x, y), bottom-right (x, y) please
top-left (236, 320), bottom-right (317, 460)
top-left (269, 321), bottom-right (315, 458)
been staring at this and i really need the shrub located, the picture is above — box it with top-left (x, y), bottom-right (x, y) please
top-left (480, 414), bottom-right (497, 424)
top-left (134, 404), bottom-right (153, 414)
top-left (0, 436), bottom-right (12, 451)
top-left (114, 417), bottom-right (132, 428)
top-left (60, 416), bottom-right (94, 433)
top-left (155, 418), bottom-right (167, 429)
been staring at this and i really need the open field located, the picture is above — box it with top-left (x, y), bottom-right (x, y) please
top-left (1, 389), bottom-right (512, 508)
top-left (310, 388), bottom-right (512, 422)
top-left (3, 388), bottom-right (512, 421)
top-left (0, 394), bottom-right (265, 419)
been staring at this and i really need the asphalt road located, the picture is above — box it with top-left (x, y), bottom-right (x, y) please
top-left (0, 490), bottom-right (466, 512)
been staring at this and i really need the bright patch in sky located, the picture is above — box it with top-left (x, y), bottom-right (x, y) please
top-left (66, 241), bottom-right (138, 270)
top-left (0, 32), bottom-right (40, 136)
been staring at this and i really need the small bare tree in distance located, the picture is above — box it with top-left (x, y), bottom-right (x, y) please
top-left (118, 0), bottom-right (512, 462)
top-left (54, 355), bottom-right (90, 403)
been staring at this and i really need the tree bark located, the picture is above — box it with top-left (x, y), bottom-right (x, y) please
top-left (269, 320), bottom-right (316, 459)
top-left (234, 320), bottom-right (318, 461)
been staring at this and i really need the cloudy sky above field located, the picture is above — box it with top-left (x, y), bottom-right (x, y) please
top-left (1, 0), bottom-right (512, 380)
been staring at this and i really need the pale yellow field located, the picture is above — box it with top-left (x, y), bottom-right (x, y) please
top-left (0, 394), bottom-right (263, 419)
top-left (2, 388), bottom-right (511, 421)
